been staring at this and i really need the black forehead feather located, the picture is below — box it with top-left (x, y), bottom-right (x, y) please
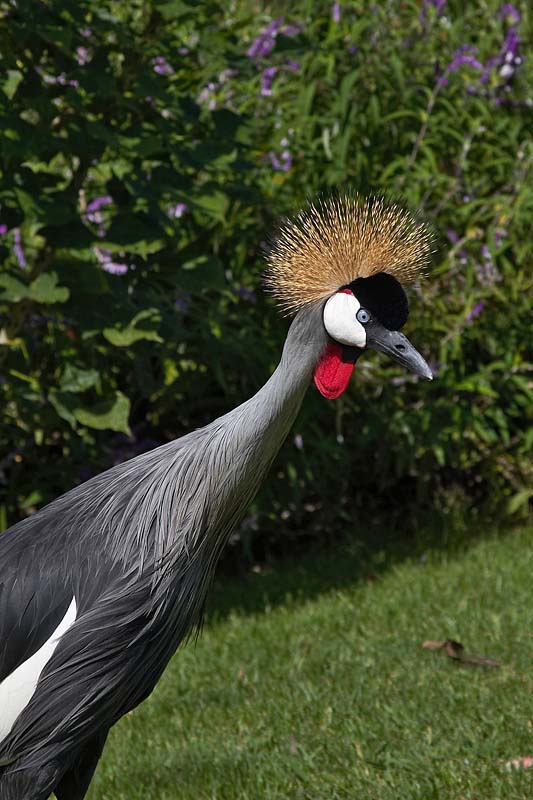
top-left (347, 272), bottom-right (409, 330)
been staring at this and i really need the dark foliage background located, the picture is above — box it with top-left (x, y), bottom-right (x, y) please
top-left (0, 0), bottom-right (531, 558)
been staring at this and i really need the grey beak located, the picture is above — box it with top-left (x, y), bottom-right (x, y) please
top-left (365, 320), bottom-right (433, 380)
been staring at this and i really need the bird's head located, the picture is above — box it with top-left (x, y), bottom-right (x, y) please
top-left (265, 195), bottom-right (436, 399)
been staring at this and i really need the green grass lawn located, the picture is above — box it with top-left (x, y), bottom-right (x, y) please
top-left (87, 526), bottom-right (533, 799)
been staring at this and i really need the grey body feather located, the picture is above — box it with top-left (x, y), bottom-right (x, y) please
top-left (0, 303), bottom-right (326, 798)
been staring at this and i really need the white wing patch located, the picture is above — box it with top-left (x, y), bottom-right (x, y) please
top-left (0, 596), bottom-right (77, 745)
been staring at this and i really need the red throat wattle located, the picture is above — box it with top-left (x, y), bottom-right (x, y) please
top-left (313, 287), bottom-right (356, 399)
top-left (313, 342), bottom-right (355, 399)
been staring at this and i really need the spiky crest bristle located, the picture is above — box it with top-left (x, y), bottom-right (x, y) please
top-left (264, 194), bottom-right (435, 314)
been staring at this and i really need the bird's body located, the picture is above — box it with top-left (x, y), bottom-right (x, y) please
top-left (0, 195), bottom-right (435, 799)
top-left (0, 305), bottom-right (326, 799)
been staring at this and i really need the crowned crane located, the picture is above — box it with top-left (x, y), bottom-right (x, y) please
top-left (0, 195), bottom-right (435, 799)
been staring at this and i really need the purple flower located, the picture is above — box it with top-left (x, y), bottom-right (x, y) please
top-left (13, 228), bottom-right (26, 269)
top-left (438, 50), bottom-right (483, 86)
top-left (178, 47), bottom-right (190, 55)
top-left (281, 23), bottom-right (300, 37)
top-left (175, 291), bottom-right (191, 313)
top-left (270, 149), bottom-right (292, 171)
top-left (198, 83), bottom-right (217, 110)
top-left (260, 66), bottom-right (278, 96)
top-left (480, 24), bottom-right (522, 91)
top-left (332, 3), bottom-right (341, 23)
top-left (498, 27), bottom-right (521, 80)
top-left (38, 69), bottom-right (79, 88)
top-left (446, 229), bottom-right (459, 245)
top-left (248, 36), bottom-right (275, 60)
top-left (93, 247), bottom-right (129, 275)
top-left (466, 301), bottom-right (485, 323)
top-left (219, 68), bottom-right (238, 82)
top-left (494, 229), bottom-right (506, 246)
top-left (75, 46), bottom-right (91, 65)
top-left (264, 17), bottom-right (285, 37)
top-left (427, 0), bottom-right (446, 13)
top-left (84, 196), bottom-right (112, 237)
top-left (347, 43), bottom-right (358, 55)
top-left (197, 69), bottom-right (236, 110)
top-left (87, 195), bottom-right (112, 214)
top-left (0, 224), bottom-right (8, 235)
top-left (447, 229), bottom-right (468, 264)
top-left (475, 245), bottom-right (500, 286)
top-left (480, 55), bottom-right (500, 84)
top-left (93, 247), bottom-right (112, 263)
top-left (419, 0), bottom-right (446, 26)
top-left (57, 73), bottom-right (79, 88)
top-left (499, 3), bottom-right (520, 23)
top-left (480, 244), bottom-right (492, 262)
top-left (294, 433), bottom-right (304, 450)
top-left (502, 26), bottom-right (520, 59)
top-left (247, 17), bottom-right (284, 59)
top-left (80, 27), bottom-right (92, 38)
top-left (102, 262), bottom-right (129, 275)
top-left (169, 203), bottom-right (188, 219)
top-left (285, 58), bottom-right (300, 72)
top-left (152, 56), bottom-right (174, 76)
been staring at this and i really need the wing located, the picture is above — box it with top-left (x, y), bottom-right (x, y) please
top-left (0, 431), bottom-right (215, 767)
top-left (0, 531), bottom-right (72, 683)
top-left (0, 519), bottom-right (76, 746)
top-left (0, 465), bottom-right (185, 769)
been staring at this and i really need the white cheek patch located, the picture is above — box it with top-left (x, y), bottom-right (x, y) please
top-left (323, 292), bottom-right (367, 348)
top-left (0, 596), bottom-right (77, 745)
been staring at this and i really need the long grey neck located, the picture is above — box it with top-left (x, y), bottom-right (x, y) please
top-left (148, 303), bottom-right (328, 589)
top-left (227, 301), bottom-right (328, 457)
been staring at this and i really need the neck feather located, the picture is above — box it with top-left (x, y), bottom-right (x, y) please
top-left (236, 301), bottom-right (327, 447)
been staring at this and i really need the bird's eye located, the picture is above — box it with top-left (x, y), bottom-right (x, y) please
top-left (356, 308), bottom-right (371, 325)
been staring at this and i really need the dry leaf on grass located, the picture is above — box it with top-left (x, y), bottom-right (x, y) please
top-left (422, 639), bottom-right (502, 668)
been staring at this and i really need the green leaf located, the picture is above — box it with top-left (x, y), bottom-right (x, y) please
top-left (507, 490), bottom-right (533, 516)
top-left (59, 365), bottom-right (100, 393)
top-left (103, 213), bottom-right (165, 257)
top-left (14, 189), bottom-right (77, 227)
top-left (194, 191), bottom-right (229, 222)
top-left (103, 308), bottom-right (163, 347)
top-left (26, 273), bottom-right (70, 304)
top-left (48, 390), bottom-right (77, 428)
top-left (3, 70), bottom-right (23, 100)
top-left (176, 255), bottom-right (225, 292)
top-left (0, 272), bottom-right (69, 304)
top-left (337, 70), bottom-right (359, 119)
top-left (38, 23), bottom-right (73, 51)
top-left (74, 391), bottom-right (131, 435)
top-left (156, 0), bottom-right (192, 20)
top-left (20, 490), bottom-right (44, 509)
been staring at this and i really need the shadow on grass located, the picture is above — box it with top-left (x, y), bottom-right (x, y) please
top-left (206, 509), bottom-right (492, 625)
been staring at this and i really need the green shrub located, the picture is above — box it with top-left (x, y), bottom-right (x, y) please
top-left (0, 0), bottom-right (531, 549)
